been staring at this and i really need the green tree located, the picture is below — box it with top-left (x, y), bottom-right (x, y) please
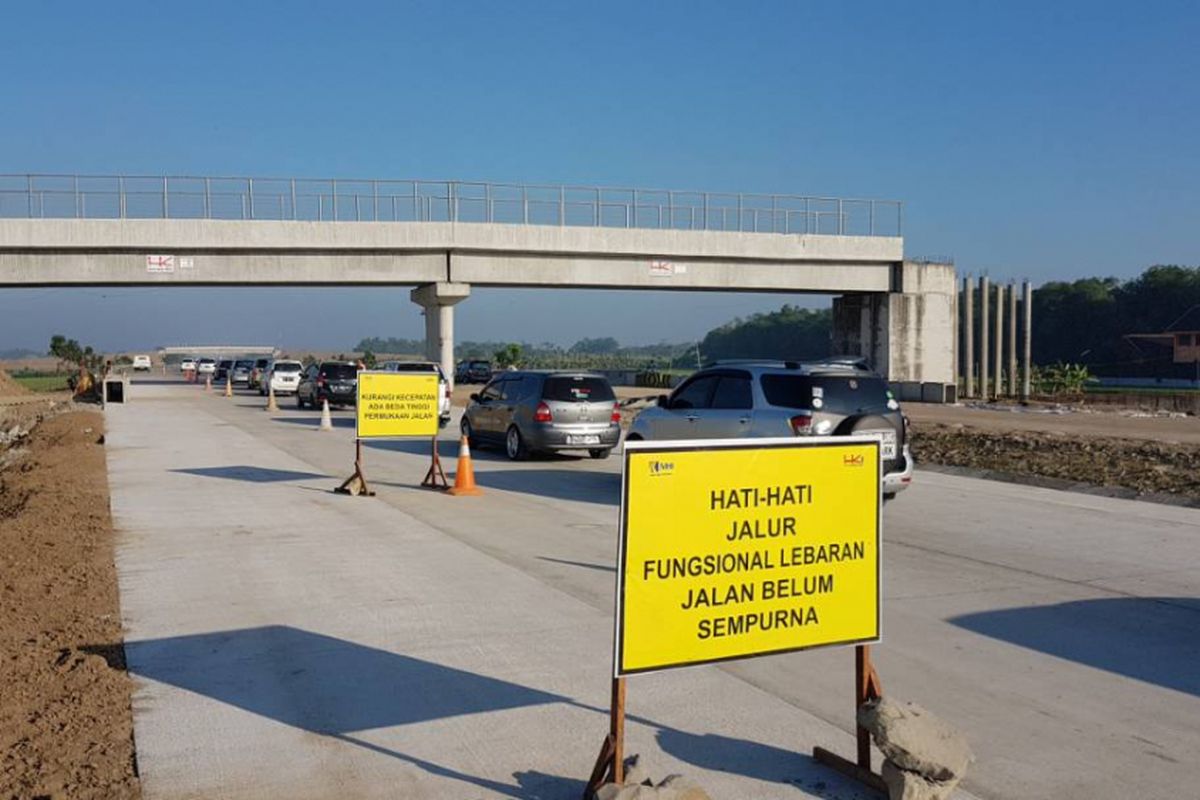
top-left (494, 343), bottom-right (522, 369)
top-left (569, 336), bottom-right (620, 355)
top-left (361, 349), bottom-right (377, 369)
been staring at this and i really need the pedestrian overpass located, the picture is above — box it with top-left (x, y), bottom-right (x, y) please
top-left (0, 174), bottom-right (956, 400)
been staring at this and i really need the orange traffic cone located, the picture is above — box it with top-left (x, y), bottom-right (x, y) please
top-left (448, 436), bottom-right (483, 496)
top-left (224, 375), bottom-right (233, 397)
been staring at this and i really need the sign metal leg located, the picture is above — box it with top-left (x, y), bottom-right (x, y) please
top-left (421, 435), bottom-right (450, 490)
top-left (336, 439), bottom-right (375, 496)
top-left (583, 677), bottom-right (626, 799)
top-left (812, 644), bottom-right (886, 793)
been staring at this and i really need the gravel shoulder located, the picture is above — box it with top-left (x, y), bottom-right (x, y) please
top-left (0, 409), bottom-right (140, 800)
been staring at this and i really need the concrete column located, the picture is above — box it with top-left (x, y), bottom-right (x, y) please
top-left (410, 282), bottom-right (470, 390)
top-left (963, 275), bottom-right (974, 398)
top-left (979, 276), bottom-right (990, 399)
top-left (832, 261), bottom-right (958, 402)
top-left (993, 282), bottom-right (1004, 400)
top-left (1022, 280), bottom-right (1033, 400)
top-left (1007, 281), bottom-right (1018, 396)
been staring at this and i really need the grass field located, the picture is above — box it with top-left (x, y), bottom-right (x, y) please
top-left (12, 374), bottom-right (70, 392)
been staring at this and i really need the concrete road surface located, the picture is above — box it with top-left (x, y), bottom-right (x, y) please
top-left (107, 378), bottom-right (1200, 800)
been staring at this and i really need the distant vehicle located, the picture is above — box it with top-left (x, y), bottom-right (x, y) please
top-left (296, 361), bottom-right (359, 408)
top-left (231, 359), bottom-right (254, 387)
top-left (259, 359), bottom-right (303, 396)
top-left (627, 360), bottom-right (913, 499)
top-left (461, 370), bottom-right (620, 460)
top-left (380, 360), bottom-right (452, 427)
top-left (132, 354), bottom-right (152, 371)
top-left (214, 359), bottom-right (234, 382)
top-left (197, 358), bottom-right (216, 375)
top-left (179, 358), bottom-right (196, 373)
top-left (248, 357), bottom-right (271, 390)
top-left (456, 359), bottom-right (493, 384)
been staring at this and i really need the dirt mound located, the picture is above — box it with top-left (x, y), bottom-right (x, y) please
top-left (0, 411), bottom-right (141, 799)
top-left (911, 422), bottom-right (1200, 500)
top-left (0, 367), bottom-right (31, 397)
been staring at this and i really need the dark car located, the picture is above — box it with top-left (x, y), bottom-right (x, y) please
top-left (296, 361), bottom-right (359, 409)
top-left (214, 359), bottom-right (234, 382)
top-left (627, 360), bottom-right (913, 498)
top-left (456, 359), bottom-right (494, 384)
top-left (461, 371), bottom-right (621, 460)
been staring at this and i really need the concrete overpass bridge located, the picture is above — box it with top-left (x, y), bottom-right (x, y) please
top-left (0, 174), bottom-right (956, 400)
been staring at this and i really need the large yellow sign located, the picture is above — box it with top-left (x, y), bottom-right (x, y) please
top-left (616, 437), bottom-right (880, 676)
top-left (355, 371), bottom-right (440, 439)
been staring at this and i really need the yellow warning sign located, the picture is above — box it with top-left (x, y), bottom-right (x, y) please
top-left (616, 437), bottom-right (880, 676)
top-left (355, 371), bottom-right (440, 439)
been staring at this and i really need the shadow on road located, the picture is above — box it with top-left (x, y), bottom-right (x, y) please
top-left (471, 469), bottom-right (620, 505)
top-left (104, 624), bottom-right (862, 797)
top-left (949, 597), bottom-right (1200, 696)
top-left (272, 415), bottom-right (357, 429)
top-left (171, 465), bottom-right (329, 483)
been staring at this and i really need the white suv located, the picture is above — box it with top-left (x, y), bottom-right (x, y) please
top-left (132, 354), bottom-right (152, 371)
top-left (380, 360), bottom-right (452, 428)
top-left (261, 359), bottom-right (303, 395)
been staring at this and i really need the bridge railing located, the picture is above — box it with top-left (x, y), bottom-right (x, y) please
top-left (0, 174), bottom-right (902, 237)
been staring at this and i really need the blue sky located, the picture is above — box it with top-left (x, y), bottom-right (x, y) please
top-left (1, 1), bottom-right (1197, 352)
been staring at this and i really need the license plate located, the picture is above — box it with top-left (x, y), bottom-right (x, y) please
top-left (568, 435), bottom-right (601, 445)
top-left (874, 431), bottom-right (897, 459)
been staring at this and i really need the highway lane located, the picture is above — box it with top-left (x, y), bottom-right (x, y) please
top-left (186, 379), bottom-right (1200, 800)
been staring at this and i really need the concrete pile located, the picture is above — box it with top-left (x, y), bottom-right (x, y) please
top-left (595, 755), bottom-right (712, 800)
top-left (858, 697), bottom-right (973, 800)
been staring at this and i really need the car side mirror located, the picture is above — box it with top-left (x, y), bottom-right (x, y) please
top-left (657, 394), bottom-right (670, 408)
top-left (470, 393), bottom-right (481, 403)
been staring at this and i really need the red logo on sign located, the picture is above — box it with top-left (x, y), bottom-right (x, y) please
top-left (844, 454), bottom-right (864, 467)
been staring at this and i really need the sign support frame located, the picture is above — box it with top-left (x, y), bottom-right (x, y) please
top-left (335, 438), bottom-right (376, 497)
top-left (811, 643), bottom-right (887, 793)
top-left (420, 435), bottom-right (450, 490)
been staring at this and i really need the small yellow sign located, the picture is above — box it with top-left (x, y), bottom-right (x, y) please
top-left (616, 437), bottom-right (880, 676)
top-left (355, 371), bottom-right (440, 439)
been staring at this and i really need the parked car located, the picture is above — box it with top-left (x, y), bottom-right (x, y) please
top-left (132, 354), bottom-right (152, 371)
top-left (230, 359), bottom-right (254, 387)
top-left (380, 360), bottom-right (452, 427)
top-left (296, 361), bottom-right (359, 408)
top-left (456, 359), bottom-right (493, 384)
top-left (214, 359), bottom-right (234, 382)
top-left (461, 370), bottom-right (621, 460)
top-left (259, 359), bottom-right (303, 395)
top-left (179, 358), bottom-right (196, 373)
top-left (247, 357), bottom-right (271, 391)
top-left (197, 358), bottom-right (217, 375)
top-left (626, 360), bottom-right (913, 498)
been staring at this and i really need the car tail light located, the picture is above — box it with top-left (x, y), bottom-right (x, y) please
top-left (317, 373), bottom-right (327, 388)
top-left (611, 403), bottom-right (621, 424)
top-left (788, 413), bottom-right (813, 435)
top-left (534, 401), bottom-right (553, 423)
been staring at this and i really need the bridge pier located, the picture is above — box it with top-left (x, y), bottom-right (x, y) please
top-left (831, 261), bottom-right (957, 402)
top-left (410, 282), bottom-right (470, 389)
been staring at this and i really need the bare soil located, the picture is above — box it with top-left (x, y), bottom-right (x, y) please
top-left (0, 410), bottom-right (140, 800)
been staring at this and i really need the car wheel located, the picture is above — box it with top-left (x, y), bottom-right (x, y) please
top-left (505, 425), bottom-right (527, 461)
top-left (461, 417), bottom-right (478, 449)
top-left (589, 448), bottom-right (611, 460)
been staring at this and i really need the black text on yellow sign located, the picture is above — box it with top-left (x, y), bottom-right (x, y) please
top-left (355, 371), bottom-right (440, 439)
top-left (616, 437), bottom-right (881, 676)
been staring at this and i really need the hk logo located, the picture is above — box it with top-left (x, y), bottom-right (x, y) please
top-left (649, 460), bottom-right (675, 476)
top-left (843, 454), bottom-right (864, 467)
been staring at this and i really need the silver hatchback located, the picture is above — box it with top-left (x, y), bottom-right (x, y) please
top-left (461, 371), bottom-right (622, 460)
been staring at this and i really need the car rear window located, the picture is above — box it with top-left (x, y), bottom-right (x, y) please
top-left (234, 360), bottom-right (253, 368)
top-left (274, 362), bottom-right (301, 372)
top-left (760, 374), bottom-right (892, 414)
top-left (321, 364), bottom-right (358, 379)
top-left (390, 363), bottom-right (435, 373)
top-left (542, 376), bottom-right (615, 403)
